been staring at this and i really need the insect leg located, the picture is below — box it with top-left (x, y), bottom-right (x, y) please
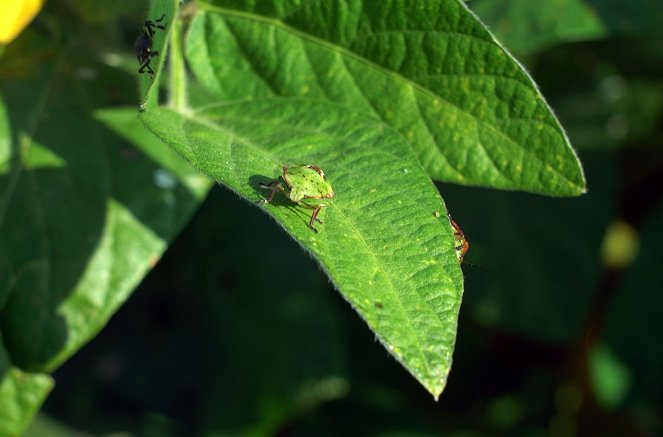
top-left (257, 181), bottom-right (284, 203)
top-left (145, 14), bottom-right (167, 35)
top-left (308, 206), bottom-right (322, 233)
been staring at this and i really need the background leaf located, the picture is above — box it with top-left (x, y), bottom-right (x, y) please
top-left (0, 64), bottom-right (210, 431)
top-left (0, 331), bottom-right (53, 436)
top-left (470, 0), bottom-right (663, 54)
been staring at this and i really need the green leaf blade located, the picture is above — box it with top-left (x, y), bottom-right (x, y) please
top-left (141, 99), bottom-right (464, 397)
top-left (189, 2), bottom-right (585, 195)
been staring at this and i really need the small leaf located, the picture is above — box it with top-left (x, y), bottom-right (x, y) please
top-left (141, 99), bottom-right (465, 398)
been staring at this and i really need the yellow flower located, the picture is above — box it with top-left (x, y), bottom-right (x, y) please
top-left (0, 0), bottom-right (44, 44)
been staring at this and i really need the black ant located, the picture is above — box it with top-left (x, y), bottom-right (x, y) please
top-left (135, 14), bottom-right (166, 77)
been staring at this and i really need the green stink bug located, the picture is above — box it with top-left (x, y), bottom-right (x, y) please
top-left (257, 164), bottom-right (335, 232)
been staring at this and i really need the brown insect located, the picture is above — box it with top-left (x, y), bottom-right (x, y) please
top-left (448, 213), bottom-right (469, 262)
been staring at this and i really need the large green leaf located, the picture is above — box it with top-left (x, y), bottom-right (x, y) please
top-left (141, 99), bottom-right (465, 398)
top-left (185, 1), bottom-right (585, 195)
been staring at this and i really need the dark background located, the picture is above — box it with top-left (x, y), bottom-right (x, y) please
top-left (10, 1), bottom-right (662, 435)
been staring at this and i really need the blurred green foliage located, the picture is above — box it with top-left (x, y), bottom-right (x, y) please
top-left (471, 0), bottom-right (663, 54)
top-left (0, 0), bottom-right (661, 435)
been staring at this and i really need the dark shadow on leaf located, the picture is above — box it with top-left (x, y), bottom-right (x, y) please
top-left (248, 174), bottom-right (314, 229)
top-left (249, 174), bottom-right (285, 204)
